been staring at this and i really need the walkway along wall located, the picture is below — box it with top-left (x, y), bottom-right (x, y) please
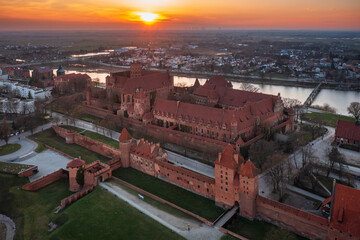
top-left (22, 169), bottom-right (68, 191)
top-left (255, 196), bottom-right (328, 240)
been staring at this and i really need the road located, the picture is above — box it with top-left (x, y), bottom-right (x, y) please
top-left (0, 214), bottom-right (15, 240)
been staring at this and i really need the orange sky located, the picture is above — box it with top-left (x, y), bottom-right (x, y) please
top-left (0, 0), bottom-right (359, 30)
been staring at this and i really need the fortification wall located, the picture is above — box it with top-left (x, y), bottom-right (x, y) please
top-left (256, 196), bottom-right (329, 240)
top-left (22, 169), bottom-right (68, 191)
top-left (52, 125), bottom-right (121, 159)
top-left (60, 186), bottom-right (95, 209)
top-left (18, 166), bottom-right (38, 177)
top-left (155, 160), bottom-right (216, 199)
top-left (82, 104), bottom-right (228, 154)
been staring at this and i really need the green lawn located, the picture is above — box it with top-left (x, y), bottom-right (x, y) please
top-left (78, 113), bottom-right (102, 123)
top-left (50, 187), bottom-right (185, 240)
top-left (0, 174), bottom-right (71, 240)
top-left (302, 112), bottom-right (355, 128)
top-left (225, 215), bottom-right (308, 240)
top-left (62, 126), bottom-right (119, 149)
top-left (0, 144), bottom-right (21, 156)
top-left (112, 168), bottom-right (224, 222)
top-left (29, 128), bottom-right (110, 163)
top-left (0, 162), bottom-right (35, 175)
top-left (109, 179), bottom-right (197, 220)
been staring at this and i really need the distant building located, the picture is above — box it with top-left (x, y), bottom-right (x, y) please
top-left (32, 66), bottom-right (54, 87)
top-left (56, 65), bottom-right (65, 77)
top-left (0, 97), bottom-right (34, 114)
top-left (335, 119), bottom-right (360, 147)
top-left (0, 68), bottom-right (8, 81)
top-left (0, 79), bottom-right (51, 99)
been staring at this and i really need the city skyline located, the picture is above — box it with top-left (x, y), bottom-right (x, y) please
top-left (0, 0), bottom-right (359, 30)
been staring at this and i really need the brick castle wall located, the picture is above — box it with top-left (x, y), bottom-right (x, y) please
top-left (256, 196), bottom-right (328, 240)
top-left (22, 169), bottom-right (68, 191)
top-left (60, 186), bottom-right (95, 209)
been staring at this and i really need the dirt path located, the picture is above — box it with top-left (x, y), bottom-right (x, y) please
top-left (0, 214), bottom-right (16, 240)
top-left (100, 181), bottom-right (224, 240)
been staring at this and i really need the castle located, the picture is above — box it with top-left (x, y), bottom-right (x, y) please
top-left (52, 126), bottom-right (359, 240)
top-left (85, 64), bottom-right (294, 150)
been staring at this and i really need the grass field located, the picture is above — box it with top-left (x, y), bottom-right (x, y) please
top-left (0, 174), bottom-right (184, 240)
top-left (302, 112), bottom-right (355, 128)
top-left (50, 187), bottom-right (185, 240)
top-left (0, 174), bottom-right (71, 240)
top-left (29, 128), bottom-right (110, 163)
top-left (0, 162), bottom-right (35, 175)
top-left (0, 144), bottom-right (21, 156)
top-left (225, 215), bottom-right (308, 240)
top-left (112, 168), bottom-right (224, 222)
top-left (78, 113), bottom-right (102, 123)
top-left (62, 126), bottom-right (119, 149)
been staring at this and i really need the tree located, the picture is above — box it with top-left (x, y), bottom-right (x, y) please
top-left (326, 147), bottom-right (345, 177)
top-left (263, 153), bottom-right (288, 198)
top-left (239, 83), bottom-right (259, 92)
top-left (249, 140), bottom-right (274, 171)
top-left (347, 102), bottom-right (360, 125)
top-left (76, 167), bottom-right (84, 186)
top-left (0, 117), bottom-right (10, 145)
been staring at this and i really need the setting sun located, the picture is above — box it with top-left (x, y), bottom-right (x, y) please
top-left (136, 12), bottom-right (160, 24)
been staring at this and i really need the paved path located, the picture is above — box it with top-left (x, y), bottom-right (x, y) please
top-left (100, 181), bottom-right (224, 240)
top-left (14, 149), bottom-right (72, 182)
top-left (0, 214), bottom-right (15, 240)
top-left (0, 139), bottom-right (37, 162)
top-left (286, 185), bottom-right (325, 202)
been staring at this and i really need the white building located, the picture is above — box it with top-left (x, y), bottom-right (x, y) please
top-left (0, 97), bottom-right (35, 114)
top-left (0, 68), bottom-right (8, 81)
top-left (0, 80), bottom-right (51, 99)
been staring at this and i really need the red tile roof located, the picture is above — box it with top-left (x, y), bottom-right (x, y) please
top-left (215, 145), bottom-right (243, 169)
top-left (335, 119), bottom-right (360, 141)
top-left (238, 160), bottom-right (259, 178)
top-left (122, 71), bottom-right (172, 95)
top-left (67, 158), bottom-right (85, 168)
top-left (119, 128), bottom-right (132, 141)
top-left (130, 139), bottom-right (162, 160)
top-left (330, 183), bottom-right (360, 237)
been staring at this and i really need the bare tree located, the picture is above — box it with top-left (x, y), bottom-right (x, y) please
top-left (239, 83), bottom-right (260, 92)
top-left (326, 147), bottom-right (345, 177)
top-left (263, 153), bottom-right (288, 198)
top-left (249, 140), bottom-right (275, 171)
top-left (347, 102), bottom-right (360, 124)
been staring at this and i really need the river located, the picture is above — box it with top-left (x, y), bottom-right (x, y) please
top-left (59, 70), bottom-right (359, 116)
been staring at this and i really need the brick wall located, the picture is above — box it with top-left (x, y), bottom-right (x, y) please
top-left (60, 186), bottom-right (95, 209)
top-left (18, 166), bottom-right (38, 177)
top-left (256, 196), bottom-right (329, 240)
top-left (52, 125), bottom-right (121, 159)
top-left (22, 169), bottom-right (68, 191)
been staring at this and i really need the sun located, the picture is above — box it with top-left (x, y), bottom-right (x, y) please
top-left (139, 12), bottom-right (158, 23)
top-left (131, 12), bottom-right (164, 25)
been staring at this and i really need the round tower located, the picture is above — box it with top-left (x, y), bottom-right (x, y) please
top-left (118, 128), bottom-right (132, 168)
top-left (66, 157), bottom-right (85, 192)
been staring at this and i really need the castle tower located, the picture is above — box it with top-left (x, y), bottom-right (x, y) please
top-left (134, 89), bottom-right (150, 120)
top-left (86, 86), bottom-right (91, 105)
top-left (130, 63), bottom-right (142, 79)
top-left (274, 92), bottom-right (284, 113)
top-left (118, 128), bottom-right (132, 168)
top-left (214, 145), bottom-right (244, 208)
top-left (67, 157), bottom-right (85, 192)
top-left (238, 160), bottom-right (259, 220)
